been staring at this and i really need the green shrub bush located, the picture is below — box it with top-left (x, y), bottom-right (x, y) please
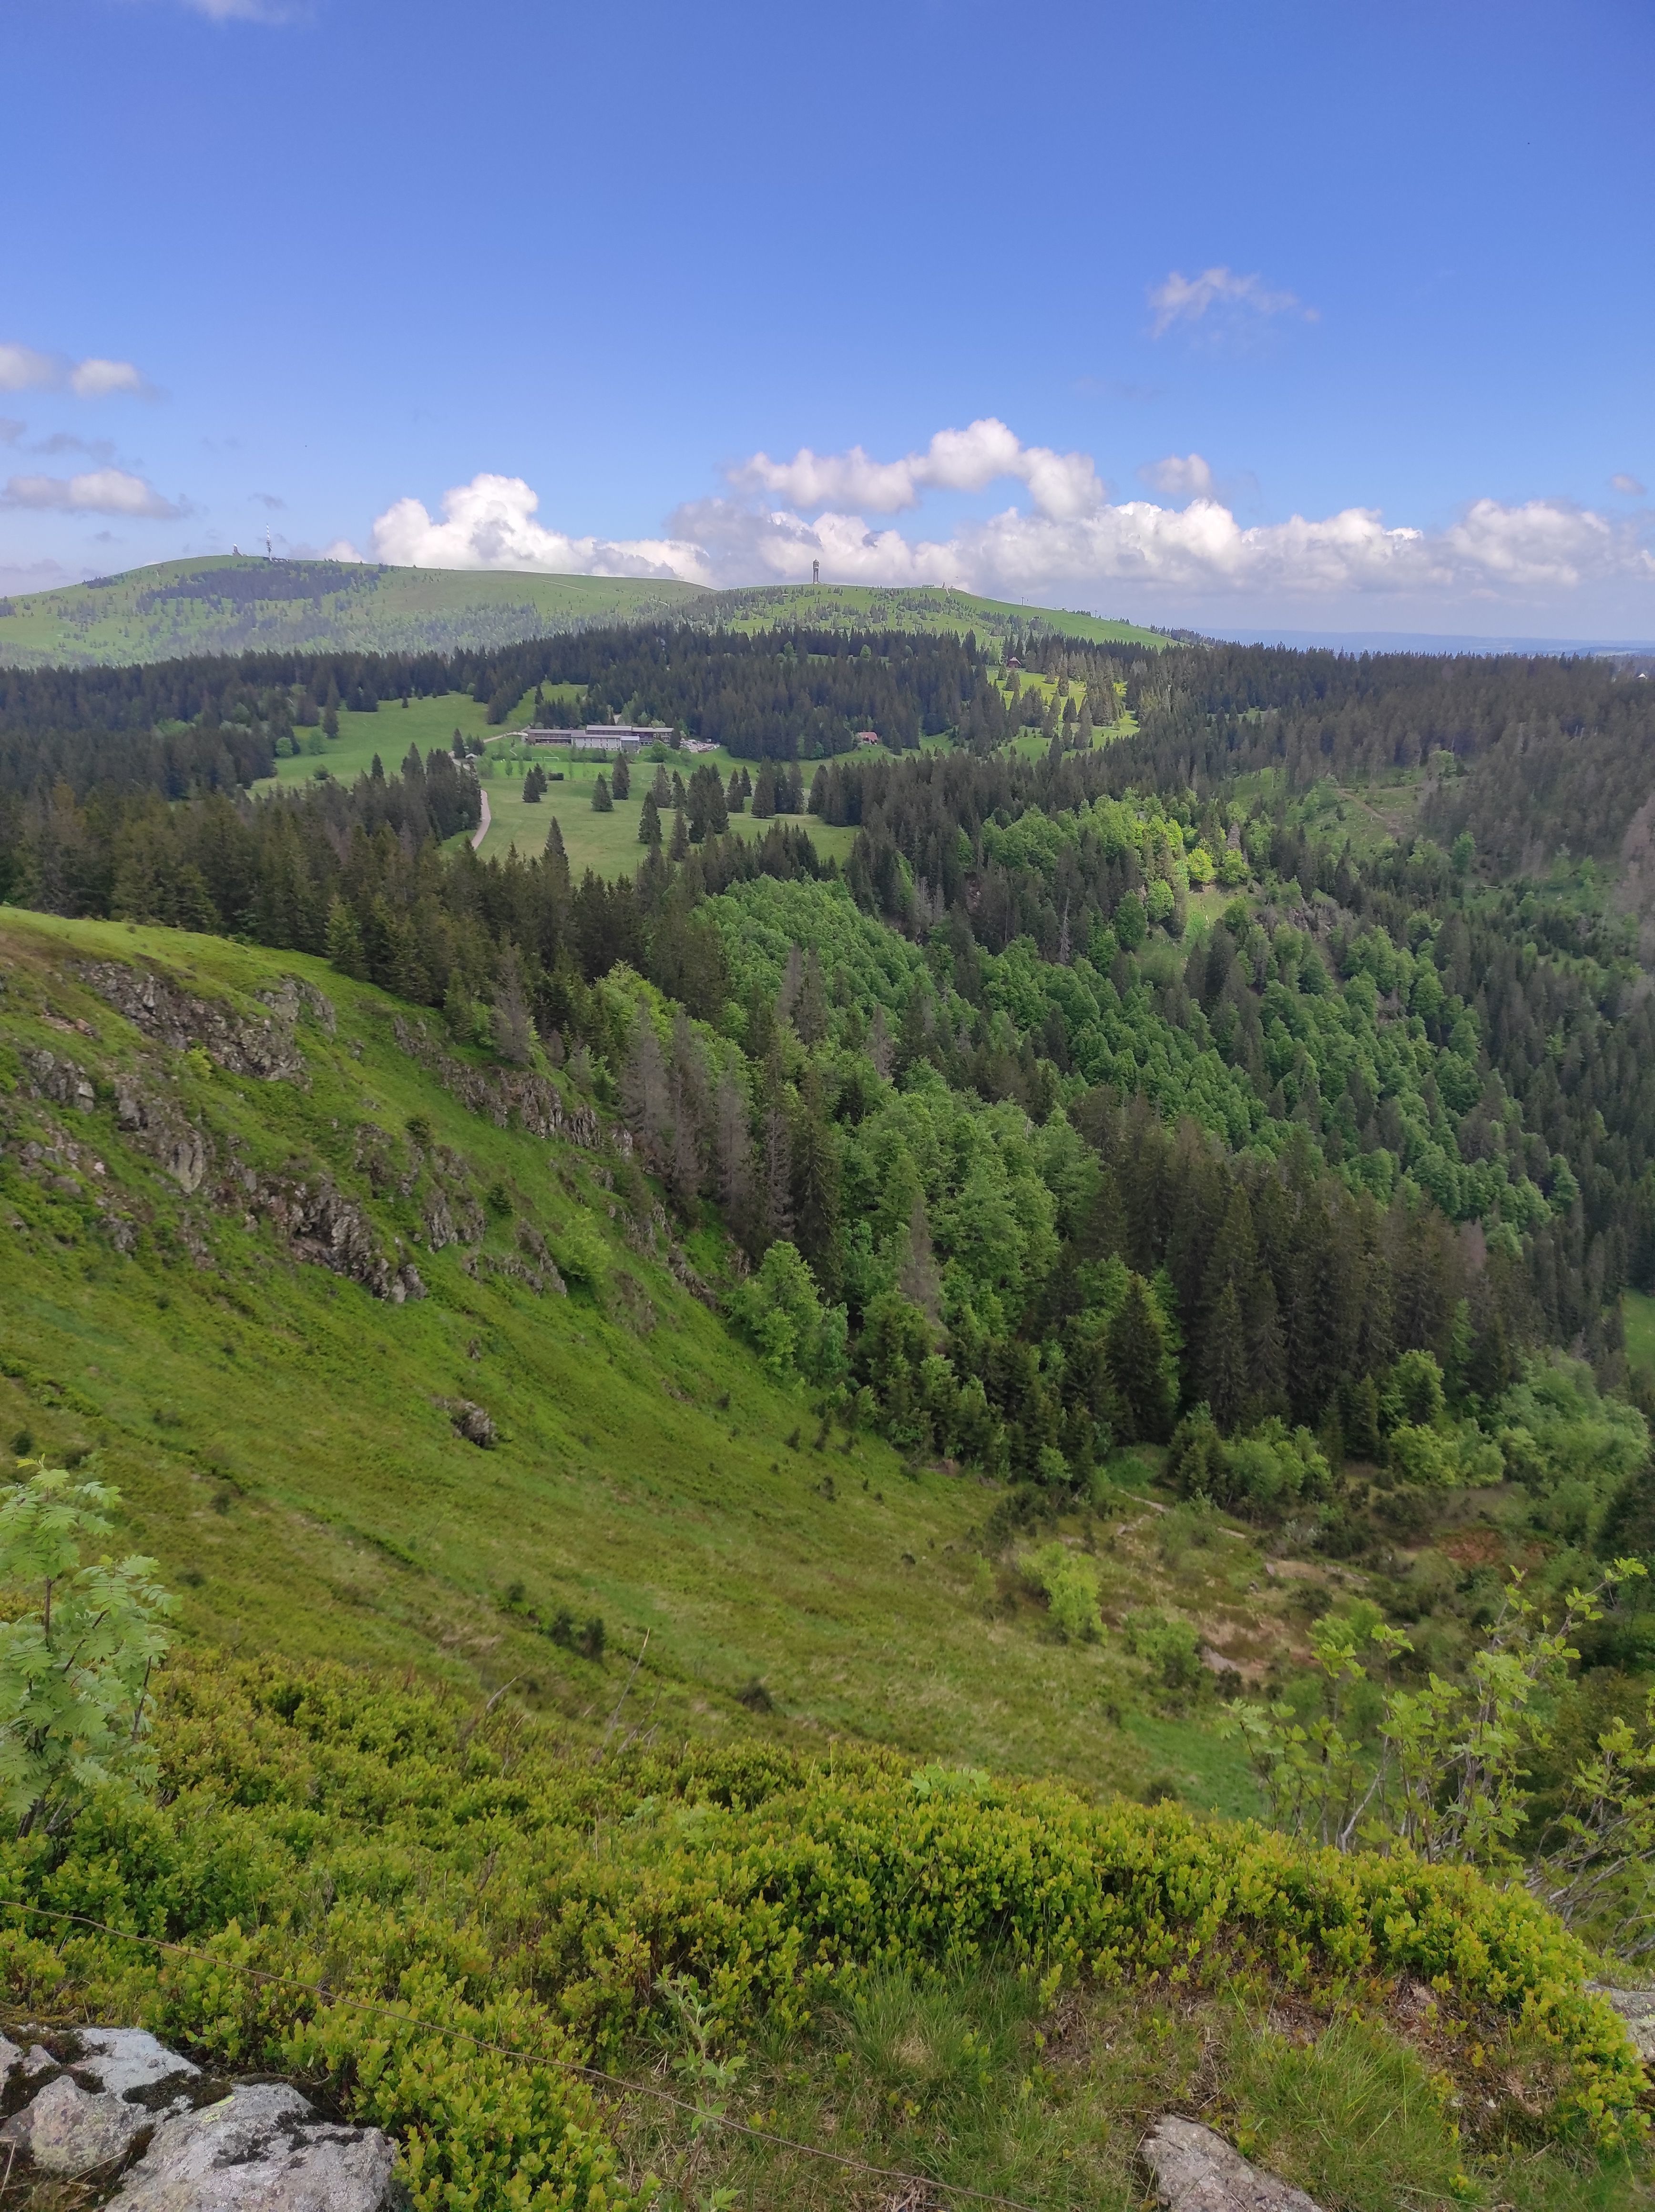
top-left (0, 1652), bottom-right (1640, 2210)
top-left (1021, 1541), bottom-right (1103, 1640)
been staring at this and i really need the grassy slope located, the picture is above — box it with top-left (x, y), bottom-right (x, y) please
top-left (0, 908), bottom-right (1265, 1805)
top-left (0, 559), bottom-right (708, 667)
top-left (0, 559), bottom-right (1164, 668)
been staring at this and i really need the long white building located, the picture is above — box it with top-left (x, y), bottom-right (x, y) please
top-left (520, 724), bottom-right (675, 753)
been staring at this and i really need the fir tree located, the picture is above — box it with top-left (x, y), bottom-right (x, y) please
top-left (591, 772), bottom-right (613, 812)
top-left (612, 755), bottom-right (631, 799)
top-left (639, 790), bottom-right (662, 847)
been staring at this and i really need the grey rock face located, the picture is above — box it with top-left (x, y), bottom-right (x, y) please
top-left (80, 963), bottom-right (317, 1083)
top-left (28, 1050), bottom-right (96, 1114)
top-left (109, 2080), bottom-right (398, 2212)
top-left (1142, 2115), bottom-right (1322, 2212)
top-left (1590, 1984), bottom-right (1655, 2060)
top-left (0, 2030), bottom-right (398, 2210)
top-left (0, 2028), bottom-right (201, 2177)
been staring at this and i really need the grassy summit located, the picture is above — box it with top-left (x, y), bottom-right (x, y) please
top-left (0, 557), bottom-right (1164, 668)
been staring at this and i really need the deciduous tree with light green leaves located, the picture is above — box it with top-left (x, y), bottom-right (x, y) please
top-left (0, 1464), bottom-right (174, 1838)
top-left (1223, 1563), bottom-right (1655, 1960)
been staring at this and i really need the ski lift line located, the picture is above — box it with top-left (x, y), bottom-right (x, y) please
top-left (0, 1897), bottom-right (1061, 2212)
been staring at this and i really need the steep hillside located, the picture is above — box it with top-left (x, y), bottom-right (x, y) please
top-left (0, 908), bottom-right (1270, 1802)
top-left (0, 558), bottom-right (1165, 669)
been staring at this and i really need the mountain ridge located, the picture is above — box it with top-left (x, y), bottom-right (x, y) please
top-left (0, 555), bottom-right (1164, 668)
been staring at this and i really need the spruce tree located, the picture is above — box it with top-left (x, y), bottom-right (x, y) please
top-left (1202, 1279), bottom-right (1248, 1434)
top-left (543, 816), bottom-right (570, 894)
top-left (325, 895), bottom-right (367, 980)
top-left (669, 805), bottom-right (689, 861)
top-left (639, 789), bottom-right (662, 847)
top-left (612, 755), bottom-right (631, 799)
top-left (591, 772), bottom-right (613, 813)
top-left (1106, 1274), bottom-right (1174, 1443)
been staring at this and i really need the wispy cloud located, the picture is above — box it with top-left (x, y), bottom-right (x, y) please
top-left (28, 432), bottom-right (117, 462)
top-left (2, 467), bottom-right (181, 518)
top-left (152, 0), bottom-right (303, 19)
top-left (1147, 266), bottom-right (1315, 339)
top-left (0, 342), bottom-right (156, 399)
top-left (1612, 472), bottom-right (1647, 498)
top-left (0, 419), bottom-right (22, 447)
top-left (252, 491), bottom-right (286, 510)
top-left (1138, 452), bottom-right (1216, 500)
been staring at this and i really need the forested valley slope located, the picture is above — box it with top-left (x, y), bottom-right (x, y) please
top-left (2, 624), bottom-right (1655, 2212)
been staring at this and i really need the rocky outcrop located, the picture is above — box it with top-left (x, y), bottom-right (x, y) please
top-left (111, 2081), bottom-right (396, 2212)
top-left (0, 2030), bottom-right (395, 2210)
top-left (460, 1226), bottom-right (566, 1297)
top-left (392, 1015), bottom-right (601, 1145)
top-left (1141, 2116), bottom-right (1321, 2212)
top-left (26, 1048), bottom-right (96, 1115)
top-left (443, 1397), bottom-right (496, 1446)
top-left (113, 1080), bottom-right (208, 1192)
top-left (0, 2028), bottom-right (202, 2175)
top-left (80, 963), bottom-right (330, 1082)
top-left (250, 1173), bottom-right (425, 1302)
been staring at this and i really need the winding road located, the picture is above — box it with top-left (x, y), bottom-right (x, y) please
top-left (470, 787), bottom-right (491, 851)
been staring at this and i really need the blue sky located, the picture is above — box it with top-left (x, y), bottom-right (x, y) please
top-left (4, 0), bottom-right (1652, 637)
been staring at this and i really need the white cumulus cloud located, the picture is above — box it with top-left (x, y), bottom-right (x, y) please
top-left (0, 342), bottom-right (154, 399)
top-left (2, 468), bottom-right (180, 518)
top-left (1612, 473), bottom-right (1647, 498)
top-left (1148, 266), bottom-right (1315, 338)
top-left (369, 472), bottom-right (710, 583)
top-left (363, 425), bottom-right (1655, 618)
top-left (1139, 452), bottom-right (1216, 500)
top-left (731, 417), bottom-right (1105, 520)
